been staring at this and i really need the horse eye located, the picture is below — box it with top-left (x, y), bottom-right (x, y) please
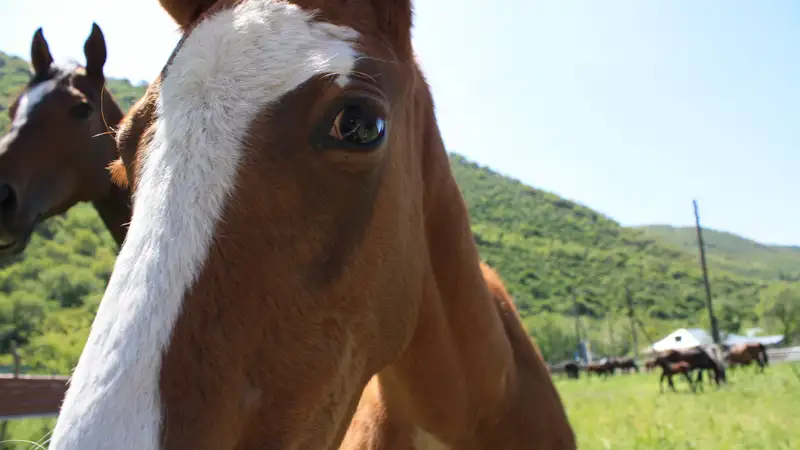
top-left (70, 102), bottom-right (93, 119)
top-left (327, 103), bottom-right (386, 149)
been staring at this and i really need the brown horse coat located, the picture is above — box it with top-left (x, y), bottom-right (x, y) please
top-left (725, 343), bottom-right (769, 371)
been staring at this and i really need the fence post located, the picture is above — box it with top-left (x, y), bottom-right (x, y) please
top-left (11, 341), bottom-right (20, 378)
top-left (0, 420), bottom-right (7, 450)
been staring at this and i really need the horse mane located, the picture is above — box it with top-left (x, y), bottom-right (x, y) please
top-left (107, 159), bottom-right (129, 189)
top-left (481, 261), bottom-right (549, 368)
top-left (28, 60), bottom-right (80, 86)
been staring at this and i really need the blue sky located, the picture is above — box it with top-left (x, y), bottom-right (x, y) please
top-left (1, 0), bottom-right (798, 246)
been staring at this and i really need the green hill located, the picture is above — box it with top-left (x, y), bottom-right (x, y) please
top-left (450, 155), bottom-right (771, 319)
top-left (637, 225), bottom-right (800, 281)
top-left (1, 49), bottom-right (796, 373)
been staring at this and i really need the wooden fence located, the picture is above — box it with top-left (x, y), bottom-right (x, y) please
top-left (0, 374), bottom-right (67, 421)
top-left (767, 346), bottom-right (800, 363)
top-left (1, 346), bottom-right (798, 422)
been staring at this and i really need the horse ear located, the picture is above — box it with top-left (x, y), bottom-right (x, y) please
top-left (371, 0), bottom-right (413, 57)
top-left (159, 0), bottom-right (219, 29)
top-left (30, 28), bottom-right (54, 75)
top-left (84, 23), bottom-right (107, 78)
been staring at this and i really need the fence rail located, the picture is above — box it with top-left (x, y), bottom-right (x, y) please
top-left (0, 346), bottom-right (798, 421)
top-left (767, 346), bottom-right (800, 363)
top-left (0, 374), bottom-right (68, 421)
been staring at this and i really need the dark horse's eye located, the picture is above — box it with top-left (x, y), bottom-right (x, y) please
top-left (327, 103), bottom-right (386, 149)
top-left (70, 102), bottom-right (93, 119)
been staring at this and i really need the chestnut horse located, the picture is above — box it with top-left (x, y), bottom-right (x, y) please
top-left (652, 358), bottom-right (695, 393)
top-left (48, 1), bottom-right (575, 449)
top-left (725, 342), bottom-right (769, 372)
top-left (0, 24), bottom-right (130, 257)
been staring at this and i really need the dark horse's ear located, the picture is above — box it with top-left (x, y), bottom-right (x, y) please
top-left (84, 23), bottom-right (107, 79)
top-left (159, 0), bottom-right (219, 30)
top-left (30, 28), bottom-right (53, 76)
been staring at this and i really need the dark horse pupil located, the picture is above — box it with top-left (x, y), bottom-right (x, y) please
top-left (341, 105), bottom-right (380, 143)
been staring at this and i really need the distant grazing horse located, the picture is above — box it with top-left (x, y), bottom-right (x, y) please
top-left (612, 356), bottom-right (639, 374)
top-left (564, 361), bottom-right (581, 379)
top-left (551, 360), bottom-right (581, 379)
top-left (48, 1), bottom-right (576, 449)
top-left (0, 24), bottom-right (130, 258)
top-left (644, 358), bottom-right (657, 372)
top-left (725, 343), bottom-right (769, 372)
top-left (660, 346), bottom-right (727, 387)
top-left (653, 358), bottom-right (696, 393)
top-left (586, 359), bottom-right (616, 378)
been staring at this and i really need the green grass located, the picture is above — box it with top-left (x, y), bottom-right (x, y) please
top-left (0, 417), bottom-right (55, 450)
top-left (2, 364), bottom-right (797, 449)
top-left (556, 362), bottom-right (800, 449)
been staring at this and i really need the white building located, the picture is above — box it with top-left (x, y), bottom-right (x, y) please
top-left (645, 328), bottom-right (715, 353)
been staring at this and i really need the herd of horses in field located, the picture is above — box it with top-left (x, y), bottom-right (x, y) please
top-left (549, 342), bottom-right (771, 394)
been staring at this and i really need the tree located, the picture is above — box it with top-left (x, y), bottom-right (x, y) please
top-left (761, 286), bottom-right (800, 344)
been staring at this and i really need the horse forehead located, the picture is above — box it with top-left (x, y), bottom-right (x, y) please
top-left (147, 0), bottom-right (361, 149)
top-left (14, 63), bottom-right (83, 118)
top-left (12, 79), bottom-right (60, 126)
top-left (163, 0), bottom-right (360, 86)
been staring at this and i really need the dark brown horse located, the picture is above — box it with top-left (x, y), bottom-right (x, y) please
top-left (660, 346), bottom-right (727, 387)
top-left (551, 360), bottom-right (581, 379)
top-left (586, 359), bottom-right (616, 377)
top-left (48, 0), bottom-right (576, 448)
top-left (725, 343), bottom-right (769, 372)
top-left (0, 24), bottom-right (130, 258)
top-left (612, 356), bottom-right (639, 373)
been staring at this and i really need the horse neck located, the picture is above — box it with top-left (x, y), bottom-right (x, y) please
top-left (91, 179), bottom-right (130, 247)
top-left (371, 83), bottom-right (570, 446)
top-left (90, 89), bottom-right (130, 248)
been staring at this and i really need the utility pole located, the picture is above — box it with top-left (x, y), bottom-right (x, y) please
top-left (636, 318), bottom-right (655, 345)
top-left (606, 304), bottom-right (616, 356)
top-left (693, 199), bottom-right (721, 344)
top-left (573, 290), bottom-right (582, 359)
top-left (626, 286), bottom-right (639, 361)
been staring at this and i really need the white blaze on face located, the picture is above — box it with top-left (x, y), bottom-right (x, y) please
top-left (47, 1), bottom-right (358, 449)
top-left (12, 79), bottom-right (58, 127)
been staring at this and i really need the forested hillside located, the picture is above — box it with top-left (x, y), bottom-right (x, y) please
top-left (1, 49), bottom-right (797, 373)
top-left (638, 225), bottom-right (800, 281)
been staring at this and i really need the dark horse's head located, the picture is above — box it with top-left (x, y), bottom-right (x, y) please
top-left (0, 24), bottom-right (121, 257)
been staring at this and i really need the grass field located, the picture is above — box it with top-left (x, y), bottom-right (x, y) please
top-left (556, 362), bottom-right (800, 450)
top-left (1, 363), bottom-right (798, 449)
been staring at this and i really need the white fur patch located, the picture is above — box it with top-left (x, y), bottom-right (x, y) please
top-left (12, 79), bottom-right (58, 127)
top-left (47, 1), bottom-right (358, 449)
